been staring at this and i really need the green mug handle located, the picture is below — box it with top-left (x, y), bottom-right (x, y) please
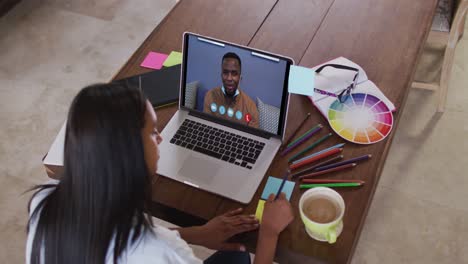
top-left (327, 227), bottom-right (337, 244)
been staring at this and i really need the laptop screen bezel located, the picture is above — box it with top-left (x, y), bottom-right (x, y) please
top-left (179, 32), bottom-right (293, 140)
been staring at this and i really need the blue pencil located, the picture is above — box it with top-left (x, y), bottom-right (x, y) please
top-left (290, 143), bottom-right (346, 164)
top-left (275, 170), bottom-right (290, 200)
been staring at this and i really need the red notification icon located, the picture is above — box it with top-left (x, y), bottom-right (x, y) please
top-left (245, 113), bottom-right (251, 123)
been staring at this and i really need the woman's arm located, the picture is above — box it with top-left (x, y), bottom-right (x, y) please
top-left (174, 208), bottom-right (259, 251)
top-left (174, 192), bottom-right (293, 263)
top-left (253, 228), bottom-right (279, 264)
top-left (175, 226), bottom-right (205, 246)
top-left (253, 193), bottom-right (294, 264)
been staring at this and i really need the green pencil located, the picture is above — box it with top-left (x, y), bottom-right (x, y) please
top-left (300, 182), bottom-right (363, 189)
top-left (287, 124), bottom-right (322, 148)
top-left (288, 133), bottom-right (332, 162)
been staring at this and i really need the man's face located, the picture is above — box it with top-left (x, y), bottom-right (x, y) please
top-left (221, 58), bottom-right (241, 97)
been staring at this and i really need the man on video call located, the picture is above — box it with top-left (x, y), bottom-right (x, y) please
top-left (204, 52), bottom-right (259, 128)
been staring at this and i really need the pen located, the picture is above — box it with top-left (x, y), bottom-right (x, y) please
top-left (283, 113), bottom-right (311, 147)
top-left (281, 125), bottom-right (322, 156)
top-left (300, 182), bottom-right (363, 189)
top-left (290, 143), bottom-right (346, 164)
top-left (298, 163), bottom-right (356, 179)
top-left (287, 123), bottom-right (322, 148)
top-left (288, 133), bottom-right (332, 162)
top-left (301, 179), bottom-right (365, 184)
top-left (291, 155), bottom-right (344, 178)
top-left (275, 170), bottom-right (290, 200)
top-left (314, 154), bottom-right (372, 171)
top-left (290, 148), bottom-right (343, 170)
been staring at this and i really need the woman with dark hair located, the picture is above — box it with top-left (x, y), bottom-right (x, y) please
top-left (26, 82), bottom-right (293, 264)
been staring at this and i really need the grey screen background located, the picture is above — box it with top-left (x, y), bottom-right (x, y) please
top-left (185, 35), bottom-right (287, 111)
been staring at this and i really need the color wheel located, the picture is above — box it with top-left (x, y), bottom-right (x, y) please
top-left (328, 93), bottom-right (393, 144)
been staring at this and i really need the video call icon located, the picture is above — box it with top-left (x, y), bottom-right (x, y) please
top-left (227, 108), bottom-right (234, 117)
top-left (245, 113), bottom-right (251, 123)
top-left (210, 103), bottom-right (217, 113)
top-left (235, 110), bottom-right (242, 120)
top-left (210, 103), bottom-right (249, 123)
top-left (219, 105), bottom-right (226, 115)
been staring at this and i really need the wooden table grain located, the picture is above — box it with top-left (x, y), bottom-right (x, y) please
top-left (111, 0), bottom-right (439, 263)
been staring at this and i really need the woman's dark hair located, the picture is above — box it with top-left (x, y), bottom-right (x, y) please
top-left (27, 82), bottom-right (153, 264)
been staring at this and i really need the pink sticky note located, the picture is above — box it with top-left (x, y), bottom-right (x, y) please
top-left (140, 52), bottom-right (168, 70)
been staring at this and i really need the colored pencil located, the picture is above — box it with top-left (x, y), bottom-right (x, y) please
top-left (301, 179), bottom-right (365, 184)
top-left (298, 163), bottom-right (357, 180)
top-left (290, 155), bottom-right (344, 178)
top-left (314, 154), bottom-right (372, 171)
top-left (282, 113), bottom-right (310, 147)
top-left (291, 143), bottom-right (346, 164)
top-left (287, 123), bottom-right (321, 148)
top-left (275, 170), bottom-right (290, 200)
top-left (281, 125), bottom-right (323, 156)
top-left (288, 133), bottom-right (332, 162)
top-left (289, 148), bottom-right (343, 170)
top-left (300, 182), bottom-right (363, 189)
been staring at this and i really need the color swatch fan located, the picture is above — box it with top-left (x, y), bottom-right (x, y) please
top-left (328, 93), bottom-right (393, 144)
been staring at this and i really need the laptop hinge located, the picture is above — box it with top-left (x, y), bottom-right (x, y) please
top-left (187, 110), bottom-right (274, 140)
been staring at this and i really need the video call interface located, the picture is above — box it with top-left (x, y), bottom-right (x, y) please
top-left (183, 34), bottom-right (289, 135)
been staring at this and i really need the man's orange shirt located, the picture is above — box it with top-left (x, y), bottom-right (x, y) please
top-left (203, 87), bottom-right (259, 128)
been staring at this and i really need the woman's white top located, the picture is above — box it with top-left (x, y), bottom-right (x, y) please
top-left (26, 181), bottom-right (203, 264)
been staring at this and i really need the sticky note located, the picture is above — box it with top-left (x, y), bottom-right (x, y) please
top-left (140, 51), bottom-right (168, 70)
top-left (288, 65), bottom-right (315, 96)
top-left (261, 176), bottom-right (295, 201)
top-left (163, 51), bottom-right (183, 67)
top-left (255, 200), bottom-right (266, 222)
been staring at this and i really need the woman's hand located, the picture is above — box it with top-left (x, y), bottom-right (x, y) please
top-left (260, 193), bottom-right (294, 237)
top-left (197, 208), bottom-right (259, 251)
top-left (253, 193), bottom-right (294, 264)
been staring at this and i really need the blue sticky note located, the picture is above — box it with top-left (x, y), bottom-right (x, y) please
top-left (261, 176), bottom-right (295, 201)
top-left (288, 65), bottom-right (315, 96)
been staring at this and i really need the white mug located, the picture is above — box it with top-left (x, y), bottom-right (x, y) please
top-left (299, 187), bottom-right (345, 243)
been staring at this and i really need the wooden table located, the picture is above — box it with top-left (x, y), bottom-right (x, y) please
top-left (111, 0), bottom-right (438, 263)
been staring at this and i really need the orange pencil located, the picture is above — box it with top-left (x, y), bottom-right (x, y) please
top-left (298, 163), bottom-right (356, 180)
top-left (289, 148), bottom-right (343, 170)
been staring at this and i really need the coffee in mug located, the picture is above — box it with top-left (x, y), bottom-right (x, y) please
top-left (299, 187), bottom-right (345, 243)
top-left (303, 196), bottom-right (340, 224)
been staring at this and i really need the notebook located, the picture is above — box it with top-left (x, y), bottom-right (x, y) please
top-left (116, 64), bottom-right (180, 108)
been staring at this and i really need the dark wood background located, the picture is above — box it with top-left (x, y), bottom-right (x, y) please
top-left (112, 0), bottom-right (438, 263)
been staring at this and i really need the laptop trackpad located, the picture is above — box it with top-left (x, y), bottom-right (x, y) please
top-left (177, 155), bottom-right (219, 184)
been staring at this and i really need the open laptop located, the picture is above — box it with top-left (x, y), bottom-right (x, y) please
top-left (157, 32), bottom-right (293, 204)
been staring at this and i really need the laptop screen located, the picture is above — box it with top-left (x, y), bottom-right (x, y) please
top-left (181, 33), bottom-right (292, 136)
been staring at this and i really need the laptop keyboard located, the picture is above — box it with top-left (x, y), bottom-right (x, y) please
top-left (169, 119), bottom-right (265, 169)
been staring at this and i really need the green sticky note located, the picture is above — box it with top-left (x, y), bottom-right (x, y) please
top-left (288, 65), bottom-right (315, 96)
top-left (261, 176), bottom-right (295, 201)
top-left (163, 51), bottom-right (183, 67)
top-left (255, 200), bottom-right (266, 223)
